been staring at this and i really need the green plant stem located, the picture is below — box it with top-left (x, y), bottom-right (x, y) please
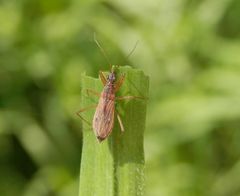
top-left (78, 66), bottom-right (149, 196)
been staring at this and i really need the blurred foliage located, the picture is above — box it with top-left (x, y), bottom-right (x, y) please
top-left (0, 0), bottom-right (240, 196)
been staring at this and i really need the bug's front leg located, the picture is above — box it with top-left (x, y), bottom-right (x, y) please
top-left (99, 71), bottom-right (107, 86)
top-left (114, 74), bottom-right (125, 93)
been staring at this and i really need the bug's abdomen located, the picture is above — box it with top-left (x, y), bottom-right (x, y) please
top-left (92, 93), bottom-right (115, 142)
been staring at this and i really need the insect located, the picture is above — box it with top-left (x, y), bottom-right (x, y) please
top-left (76, 35), bottom-right (142, 142)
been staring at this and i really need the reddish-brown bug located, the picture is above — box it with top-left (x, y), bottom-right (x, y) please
top-left (76, 35), bottom-right (142, 142)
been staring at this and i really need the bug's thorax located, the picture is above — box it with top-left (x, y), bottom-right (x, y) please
top-left (103, 71), bottom-right (116, 98)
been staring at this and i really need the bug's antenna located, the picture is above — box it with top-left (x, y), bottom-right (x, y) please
top-left (126, 40), bottom-right (139, 60)
top-left (94, 33), bottom-right (112, 70)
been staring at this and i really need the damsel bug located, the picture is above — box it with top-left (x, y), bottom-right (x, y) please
top-left (76, 35), bottom-right (143, 142)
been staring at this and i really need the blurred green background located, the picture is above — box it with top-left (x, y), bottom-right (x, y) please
top-left (1, 0), bottom-right (240, 195)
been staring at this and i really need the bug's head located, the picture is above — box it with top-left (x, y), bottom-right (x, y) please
top-left (107, 72), bottom-right (116, 83)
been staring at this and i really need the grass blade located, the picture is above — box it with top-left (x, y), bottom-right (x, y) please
top-left (78, 66), bottom-right (149, 196)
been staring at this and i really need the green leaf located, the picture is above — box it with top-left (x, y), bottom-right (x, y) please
top-left (78, 66), bottom-right (149, 196)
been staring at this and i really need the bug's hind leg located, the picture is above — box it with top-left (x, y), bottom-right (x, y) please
top-left (76, 104), bottom-right (97, 126)
top-left (116, 112), bottom-right (124, 132)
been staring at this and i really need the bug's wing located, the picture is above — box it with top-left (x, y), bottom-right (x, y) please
top-left (93, 97), bottom-right (115, 141)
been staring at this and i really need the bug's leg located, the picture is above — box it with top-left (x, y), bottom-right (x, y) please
top-left (99, 71), bottom-right (107, 86)
top-left (76, 104), bottom-right (97, 126)
top-left (116, 95), bottom-right (146, 101)
top-left (86, 89), bottom-right (101, 97)
top-left (116, 112), bottom-right (124, 132)
top-left (114, 74), bottom-right (125, 93)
